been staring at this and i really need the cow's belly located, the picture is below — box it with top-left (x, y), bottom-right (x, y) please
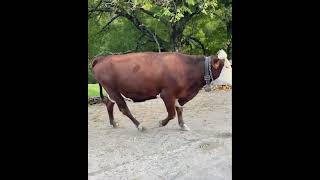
top-left (114, 70), bottom-right (165, 102)
top-left (119, 91), bottom-right (160, 102)
top-left (118, 84), bottom-right (161, 102)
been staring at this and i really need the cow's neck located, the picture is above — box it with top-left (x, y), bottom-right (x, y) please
top-left (185, 56), bottom-right (208, 92)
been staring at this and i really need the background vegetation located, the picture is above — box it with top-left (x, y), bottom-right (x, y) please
top-left (88, 0), bottom-right (232, 83)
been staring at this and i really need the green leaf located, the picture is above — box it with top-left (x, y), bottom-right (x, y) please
top-left (163, 8), bottom-right (173, 17)
top-left (142, 1), bottom-right (153, 10)
top-left (186, 0), bottom-right (195, 6)
top-left (202, 9), bottom-right (207, 14)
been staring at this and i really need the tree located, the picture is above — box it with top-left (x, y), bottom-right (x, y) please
top-left (88, 0), bottom-right (232, 83)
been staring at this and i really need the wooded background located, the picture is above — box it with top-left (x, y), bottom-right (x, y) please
top-left (88, 0), bottom-right (232, 83)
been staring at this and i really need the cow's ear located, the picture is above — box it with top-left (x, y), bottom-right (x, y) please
top-left (212, 58), bottom-right (220, 69)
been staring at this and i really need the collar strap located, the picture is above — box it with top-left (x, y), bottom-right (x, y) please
top-left (204, 56), bottom-right (213, 86)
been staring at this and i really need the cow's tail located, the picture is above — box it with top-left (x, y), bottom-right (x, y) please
top-left (99, 83), bottom-right (104, 100)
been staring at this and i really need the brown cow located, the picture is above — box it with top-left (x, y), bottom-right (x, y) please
top-left (92, 50), bottom-right (232, 131)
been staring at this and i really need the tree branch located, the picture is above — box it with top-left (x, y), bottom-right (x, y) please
top-left (118, 11), bottom-right (164, 52)
top-left (88, 7), bottom-right (113, 14)
top-left (186, 36), bottom-right (205, 54)
top-left (135, 34), bottom-right (146, 51)
top-left (88, 0), bottom-right (103, 18)
top-left (89, 5), bottom-right (167, 52)
top-left (98, 14), bottom-right (121, 34)
top-left (172, 0), bottom-right (177, 22)
top-left (145, 27), bottom-right (161, 52)
top-left (139, 8), bottom-right (168, 26)
top-left (174, 5), bottom-right (202, 39)
top-left (179, 5), bottom-right (201, 26)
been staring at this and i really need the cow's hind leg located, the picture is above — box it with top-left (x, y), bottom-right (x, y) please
top-left (103, 98), bottom-right (119, 128)
top-left (159, 92), bottom-right (176, 127)
top-left (108, 91), bottom-right (145, 131)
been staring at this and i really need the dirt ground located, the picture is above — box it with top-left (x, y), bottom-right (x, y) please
top-left (88, 89), bottom-right (232, 180)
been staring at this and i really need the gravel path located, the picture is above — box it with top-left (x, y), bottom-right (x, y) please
top-left (88, 90), bottom-right (232, 180)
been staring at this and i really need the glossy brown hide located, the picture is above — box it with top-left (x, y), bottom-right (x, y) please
top-left (92, 52), bottom-right (224, 131)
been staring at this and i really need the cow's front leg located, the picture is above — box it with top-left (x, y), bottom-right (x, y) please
top-left (159, 93), bottom-right (176, 127)
top-left (174, 91), bottom-right (200, 131)
top-left (175, 106), bottom-right (190, 131)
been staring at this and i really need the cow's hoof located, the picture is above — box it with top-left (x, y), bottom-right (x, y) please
top-left (112, 122), bottom-right (120, 128)
top-left (180, 124), bottom-right (190, 131)
top-left (159, 120), bottom-right (164, 127)
top-left (137, 124), bottom-right (146, 132)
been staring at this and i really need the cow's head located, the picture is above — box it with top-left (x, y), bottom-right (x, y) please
top-left (211, 49), bottom-right (232, 86)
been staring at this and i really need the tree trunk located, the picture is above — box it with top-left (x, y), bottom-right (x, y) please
top-left (227, 38), bottom-right (232, 59)
top-left (171, 24), bottom-right (184, 52)
top-left (226, 20), bottom-right (232, 59)
top-left (171, 24), bottom-right (178, 52)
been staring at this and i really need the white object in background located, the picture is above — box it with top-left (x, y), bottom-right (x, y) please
top-left (213, 49), bottom-right (232, 86)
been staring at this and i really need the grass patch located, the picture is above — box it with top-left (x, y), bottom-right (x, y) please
top-left (88, 84), bottom-right (105, 98)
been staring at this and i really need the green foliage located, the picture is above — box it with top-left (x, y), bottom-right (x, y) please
top-left (88, 64), bottom-right (96, 84)
top-left (88, 84), bottom-right (103, 97)
top-left (186, 0), bottom-right (195, 6)
top-left (88, 0), bottom-right (232, 82)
